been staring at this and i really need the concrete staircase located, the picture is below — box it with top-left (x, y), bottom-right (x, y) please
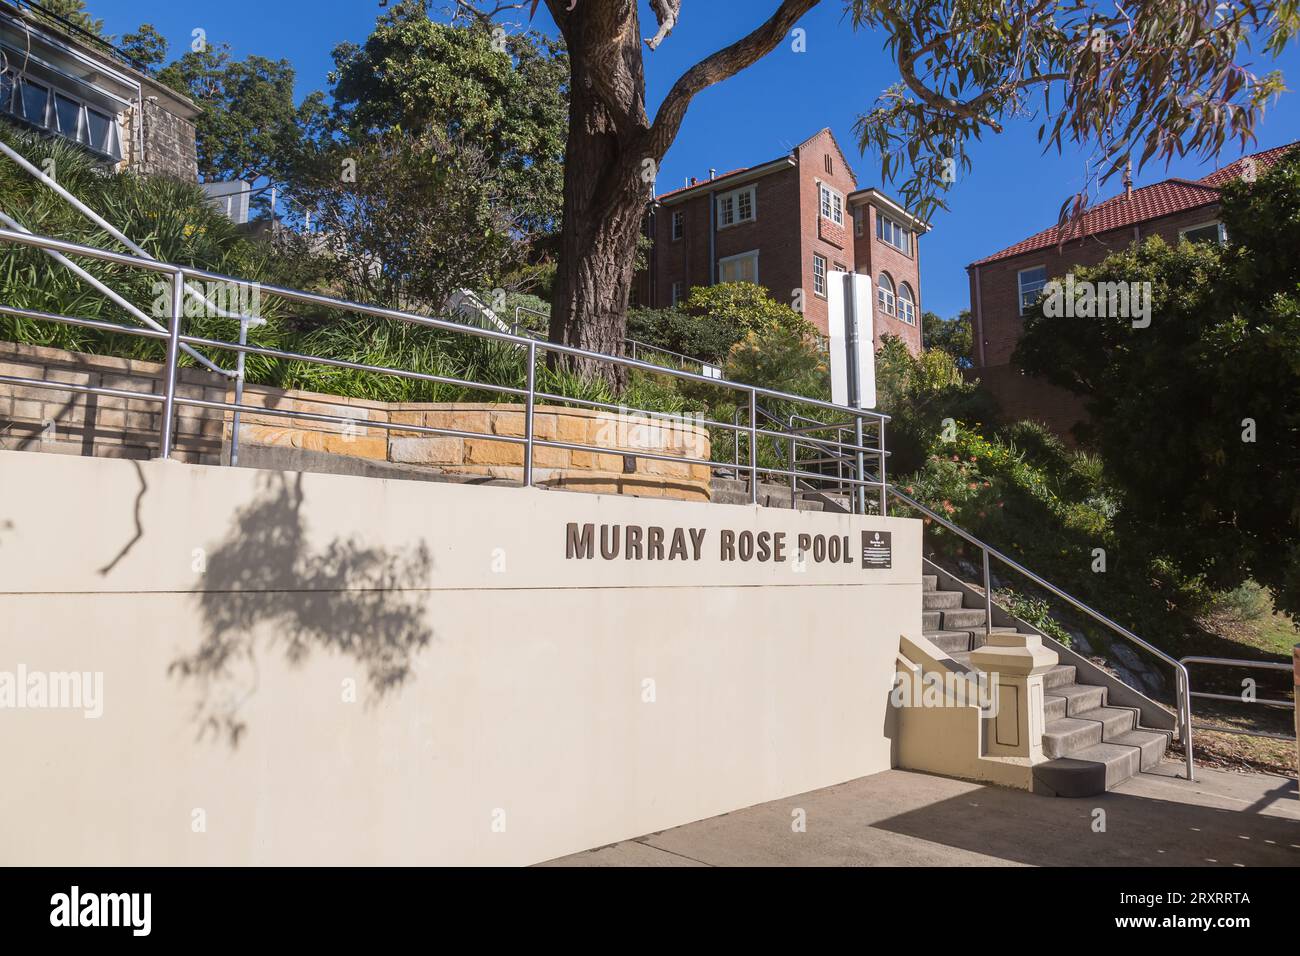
top-left (923, 573), bottom-right (1172, 797)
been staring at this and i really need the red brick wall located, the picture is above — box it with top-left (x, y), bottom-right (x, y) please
top-left (636, 130), bottom-right (926, 356)
top-left (795, 129), bottom-right (859, 336)
top-left (852, 203), bottom-right (923, 354)
top-left (970, 201), bottom-right (1222, 436)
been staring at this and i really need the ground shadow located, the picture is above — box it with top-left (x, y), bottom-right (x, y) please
top-left (171, 470), bottom-right (434, 747)
top-left (871, 775), bottom-right (1300, 866)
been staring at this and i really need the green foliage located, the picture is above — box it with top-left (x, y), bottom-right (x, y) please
top-left (278, 130), bottom-right (523, 310)
top-left (31, 0), bottom-right (102, 37)
top-left (628, 283), bottom-right (818, 366)
top-left (326, 1), bottom-right (568, 235)
top-left (921, 309), bottom-right (973, 368)
top-left (0, 127), bottom-right (286, 366)
top-left (1014, 150), bottom-right (1300, 617)
top-left (875, 335), bottom-right (997, 474)
top-left (157, 46), bottom-right (323, 185)
top-left (849, 0), bottom-right (1294, 222)
top-left (724, 322), bottom-right (828, 399)
top-left (119, 24), bottom-right (168, 69)
top-left (997, 590), bottom-right (1073, 647)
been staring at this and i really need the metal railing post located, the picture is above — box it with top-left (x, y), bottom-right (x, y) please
top-left (157, 270), bottom-right (184, 460)
top-left (748, 389), bottom-right (758, 505)
top-left (229, 316), bottom-right (249, 466)
top-left (523, 340), bottom-right (537, 488)
top-left (854, 415), bottom-right (866, 514)
top-left (878, 417), bottom-right (887, 516)
top-left (982, 547), bottom-right (993, 640)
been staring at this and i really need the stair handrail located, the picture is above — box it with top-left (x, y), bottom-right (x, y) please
top-left (888, 485), bottom-right (1195, 782)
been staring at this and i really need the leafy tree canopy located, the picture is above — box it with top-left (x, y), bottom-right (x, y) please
top-left (157, 44), bottom-right (325, 185)
top-left (922, 309), bottom-right (973, 368)
top-left (1014, 151), bottom-right (1300, 616)
top-left (327, 0), bottom-right (568, 235)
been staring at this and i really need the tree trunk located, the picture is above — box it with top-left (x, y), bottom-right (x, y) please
top-left (541, 0), bottom-right (821, 388)
top-left (546, 3), bottom-right (651, 388)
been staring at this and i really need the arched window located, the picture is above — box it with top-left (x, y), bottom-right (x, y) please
top-left (897, 282), bottom-right (916, 326)
top-left (877, 273), bottom-right (896, 317)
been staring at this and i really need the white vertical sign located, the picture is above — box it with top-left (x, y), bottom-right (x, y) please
top-left (828, 271), bottom-right (876, 409)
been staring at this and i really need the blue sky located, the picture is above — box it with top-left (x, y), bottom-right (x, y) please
top-left (92, 0), bottom-right (1300, 319)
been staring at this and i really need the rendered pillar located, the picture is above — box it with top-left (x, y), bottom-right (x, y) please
top-left (971, 632), bottom-right (1059, 762)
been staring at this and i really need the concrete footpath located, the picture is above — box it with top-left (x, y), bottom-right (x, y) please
top-left (542, 762), bottom-right (1300, 867)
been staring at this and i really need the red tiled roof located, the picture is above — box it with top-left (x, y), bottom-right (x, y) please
top-left (653, 128), bottom-right (858, 202)
top-left (656, 166), bottom-right (754, 201)
top-left (969, 142), bottom-right (1298, 267)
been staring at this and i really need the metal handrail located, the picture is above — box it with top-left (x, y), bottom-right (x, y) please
top-left (0, 227), bottom-right (888, 505)
top-left (887, 485), bottom-right (1195, 781)
top-left (1179, 656), bottom-right (1296, 742)
top-left (513, 304), bottom-right (720, 376)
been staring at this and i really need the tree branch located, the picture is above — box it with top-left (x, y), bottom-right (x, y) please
top-left (646, 0), bottom-right (820, 158)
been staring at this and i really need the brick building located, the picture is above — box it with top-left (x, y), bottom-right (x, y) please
top-left (0, 0), bottom-right (199, 181)
top-left (967, 142), bottom-right (1297, 437)
top-left (637, 128), bottom-right (928, 354)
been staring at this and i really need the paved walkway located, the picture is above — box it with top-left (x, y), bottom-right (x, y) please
top-left (542, 761), bottom-right (1300, 867)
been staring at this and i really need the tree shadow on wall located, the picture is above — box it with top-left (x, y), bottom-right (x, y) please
top-left (170, 471), bottom-right (434, 747)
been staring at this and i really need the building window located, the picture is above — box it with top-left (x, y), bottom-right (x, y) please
top-left (1018, 265), bottom-right (1048, 314)
top-left (717, 185), bottom-right (756, 228)
top-left (824, 153), bottom-right (833, 175)
top-left (898, 282), bottom-right (916, 325)
top-left (671, 281), bottom-right (685, 306)
top-left (819, 182), bottom-right (844, 227)
top-left (671, 210), bottom-right (684, 241)
top-left (876, 213), bottom-right (911, 254)
top-left (1180, 221), bottom-right (1227, 245)
top-left (853, 207), bottom-right (864, 237)
top-left (2, 76), bottom-right (122, 161)
top-left (877, 273), bottom-right (896, 317)
top-left (719, 250), bottom-right (759, 284)
top-left (813, 254), bottom-right (827, 297)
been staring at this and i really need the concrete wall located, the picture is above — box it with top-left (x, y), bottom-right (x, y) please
top-left (0, 450), bottom-right (921, 865)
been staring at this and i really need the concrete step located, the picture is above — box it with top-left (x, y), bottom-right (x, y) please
top-left (923, 590), bottom-right (964, 610)
top-left (923, 574), bottom-right (938, 592)
top-left (922, 630), bottom-right (972, 655)
top-left (1051, 682), bottom-right (1108, 717)
top-left (1107, 728), bottom-right (1171, 772)
top-left (1042, 706), bottom-right (1137, 758)
top-left (922, 610), bottom-right (941, 631)
top-left (1043, 663), bottom-right (1078, 690)
top-left (940, 607), bottom-right (987, 630)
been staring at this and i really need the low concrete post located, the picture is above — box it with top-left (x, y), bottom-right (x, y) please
top-left (971, 632), bottom-right (1059, 762)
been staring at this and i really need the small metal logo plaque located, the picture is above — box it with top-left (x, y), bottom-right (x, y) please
top-left (861, 530), bottom-right (891, 569)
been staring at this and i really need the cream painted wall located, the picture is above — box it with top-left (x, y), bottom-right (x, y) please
top-left (0, 450), bottom-right (920, 865)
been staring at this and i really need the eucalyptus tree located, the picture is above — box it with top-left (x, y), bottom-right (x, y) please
top-left (456, 0), bottom-right (1293, 382)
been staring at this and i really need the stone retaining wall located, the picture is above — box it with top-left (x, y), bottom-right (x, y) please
top-left (0, 341), bottom-right (712, 501)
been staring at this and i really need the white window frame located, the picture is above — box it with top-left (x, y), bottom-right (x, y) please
top-left (877, 272), bottom-right (896, 317)
top-left (671, 210), bottom-right (684, 241)
top-left (2, 75), bottom-right (122, 161)
top-left (717, 185), bottom-right (756, 229)
top-left (718, 249), bottom-right (760, 285)
top-left (1017, 265), bottom-right (1048, 315)
top-left (818, 182), bottom-right (844, 227)
top-left (1179, 220), bottom-right (1227, 245)
top-left (897, 282), bottom-right (917, 326)
top-left (813, 253), bottom-right (827, 297)
top-left (876, 213), bottom-right (911, 255)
